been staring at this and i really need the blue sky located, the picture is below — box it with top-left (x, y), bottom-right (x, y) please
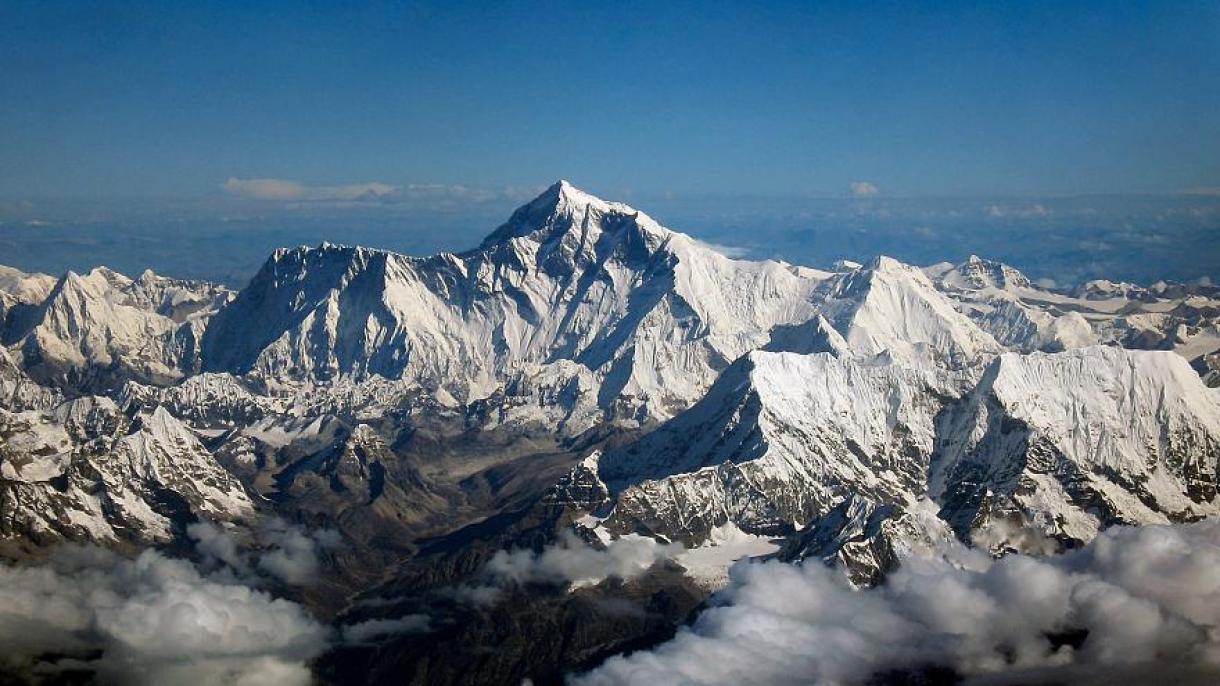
top-left (0, 2), bottom-right (1217, 286)
top-left (2, 1), bottom-right (1218, 199)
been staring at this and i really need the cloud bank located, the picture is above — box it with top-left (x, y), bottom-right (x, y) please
top-left (575, 520), bottom-right (1220, 685)
top-left (0, 546), bottom-right (328, 686)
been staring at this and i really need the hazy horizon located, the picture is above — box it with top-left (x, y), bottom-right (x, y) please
top-left (4, 2), bottom-right (1217, 285)
top-left (1, 182), bottom-right (1216, 288)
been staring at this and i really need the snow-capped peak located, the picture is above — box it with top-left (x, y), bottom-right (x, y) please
top-left (477, 180), bottom-right (670, 252)
top-left (867, 255), bottom-right (909, 273)
top-left (939, 254), bottom-right (1032, 291)
top-left (815, 255), bottom-right (1001, 368)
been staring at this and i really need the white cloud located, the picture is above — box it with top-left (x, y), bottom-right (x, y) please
top-left (256, 519), bottom-right (342, 585)
top-left (189, 518), bottom-right (246, 570)
top-left (452, 532), bottom-right (678, 606)
top-left (485, 532), bottom-right (675, 589)
top-left (188, 519), bottom-right (340, 586)
top-left (575, 520), bottom-right (1220, 685)
top-left (850, 181), bottom-right (880, 197)
top-left (0, 546), bottom-right (329, 685)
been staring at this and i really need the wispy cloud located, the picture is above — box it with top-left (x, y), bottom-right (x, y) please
top-left (221, 177), bottom-right (543, 208)
top-left (223, 177), bottom-right (397, 202)
top-left (340, 615), bottom-right (431, 645)
top-left (693, 238), bottom-right (753, 259)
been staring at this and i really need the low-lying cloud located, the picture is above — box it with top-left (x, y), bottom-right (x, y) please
top-left (189, 518), bottom-right (341, 586)
top-left (257, 519), bottom-right (343, 585)
top-left (340, 615), bottom-right (431, 644)
top-left (986, 202), bottom-right (1051, 219)
top-left (0, 546), bottom-right (328, 685)
top-left (486, 532), bottom-right (675, 589)
top-left (575, 520), bottom-right (1220, 685)
top-left (452, 532), bottom-right (677, 605)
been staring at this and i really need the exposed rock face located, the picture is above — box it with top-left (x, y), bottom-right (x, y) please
top-left (779, 496), bottom-right (957, 585)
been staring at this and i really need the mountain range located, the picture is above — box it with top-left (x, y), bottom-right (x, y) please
top-left (1, 181), bottom-right (1218, 684)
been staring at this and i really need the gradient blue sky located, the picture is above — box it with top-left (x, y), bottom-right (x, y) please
top-left (3, 1), bottom-right (1218, 200)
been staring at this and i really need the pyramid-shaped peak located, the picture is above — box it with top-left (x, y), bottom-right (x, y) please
top-left (541, 179), bottom-right (636, 215)
top-left (943, 254), bottom-right (1032, 290)
top-left (53, 269), bottom-right (106, 298)
top-left (479, 180), bottom-right (667, 250)
top-left (867, 255), bottom-right (913, 273)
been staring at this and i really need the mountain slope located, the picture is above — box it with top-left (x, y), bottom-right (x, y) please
top-left (10, 268), bottom-right (228, 392)
top-left (580, 351), bottom-right (953, 544)
top-left (932, 346), bottom-right (1220, 550)
top-left (814, 256), bottom-right (1002, 368)
top-left (1, 399), bottom-right (252, 545)
top-left (201, 181), bottom-right (825, 423)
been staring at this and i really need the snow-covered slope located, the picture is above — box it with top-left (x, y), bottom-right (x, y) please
top-left (813, 256), bottom-right (1001, 368)
top-left (0, 265), bottom-right (57, 305)
top-left (938, 254), bottom-right (1032, 292)
top-left (1, 182), bottom-right (1217, 596)
top-left (932, 346), bottom-right (1220, 550)
top-left (570, 343), bottom-right (1220, 569)
top-left (930, 254), bottom-right (1220, 361)
top-left (122, 269), bottom-right (233, 321)
top-left (778, 495), bottom-right (956, 585)
top-left (582, 351), bottom-right (953, 544)
top-left (975, 300), bottom-right (1097, 352)
top-left (201, 181), bottom-right (825, 423)
top-left (1, 399), bottom-right (252, 545)
top-left (8, 267), bottom-right (230, 392)
top-left (929, 256), bottom-right (1100, 353)
top-left (0, 348), bottom-right (59, 412)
